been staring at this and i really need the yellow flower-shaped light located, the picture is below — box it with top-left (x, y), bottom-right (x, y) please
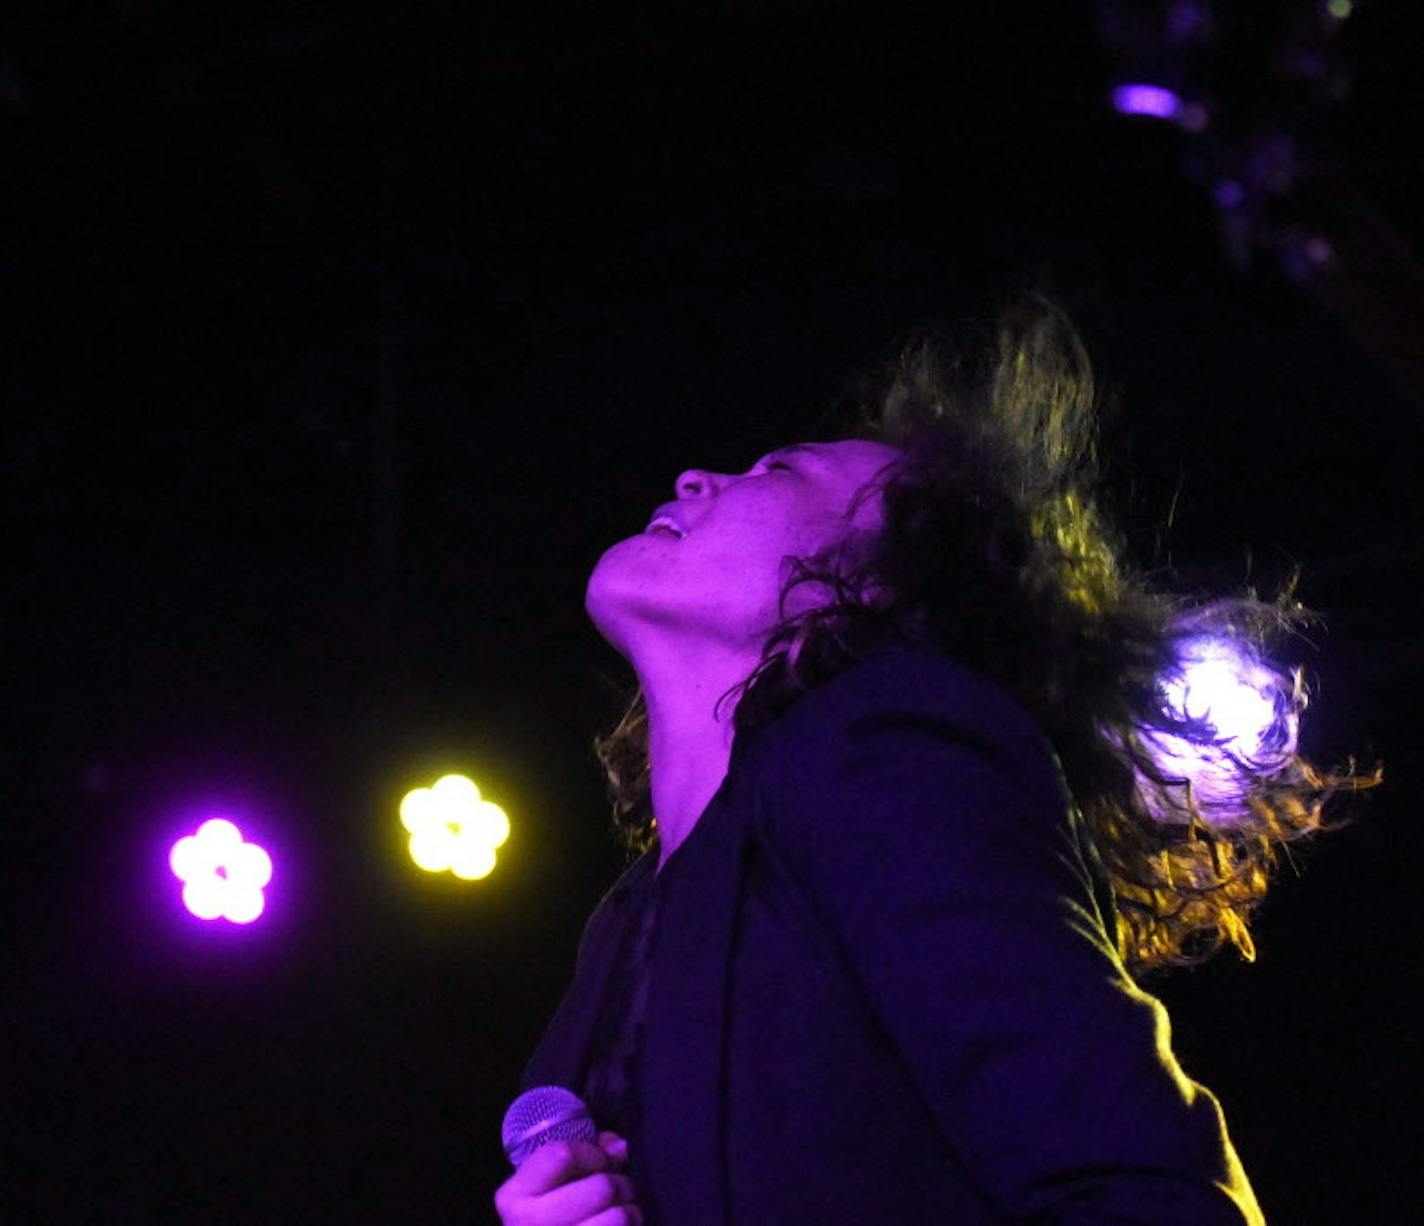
top-left (399, 773), bottom-right (510, 880)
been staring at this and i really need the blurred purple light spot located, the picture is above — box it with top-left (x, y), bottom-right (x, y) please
top-left (1178, 102), bottom-right (1210, 133)
top-left (1214, 180), bottom-right (1245, 209)
top-left (1167, 0), bottom-right (1210, 42)
top-left (1111, 84), bottom-right (1183, 121)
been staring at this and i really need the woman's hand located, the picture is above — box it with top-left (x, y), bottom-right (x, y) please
top-left (493, 1131), bottom-right (642, 1225)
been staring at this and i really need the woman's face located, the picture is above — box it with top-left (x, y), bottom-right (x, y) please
top-left (586, 438), bottom-right (903, 662)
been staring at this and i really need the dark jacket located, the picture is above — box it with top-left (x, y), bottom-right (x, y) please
top-left (519, 647), bottom-right (1265, 1224)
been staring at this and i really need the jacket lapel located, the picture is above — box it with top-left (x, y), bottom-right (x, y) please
top-left (519, 720), bottom-right (767, 1220)
top-left (518, 849), bottom-right (658, 1098)
top-left (638, 783), bottom-right (755, 1225)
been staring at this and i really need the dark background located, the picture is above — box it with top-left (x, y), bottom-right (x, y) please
top-left (3, 3), bottom-right (1419, 1221)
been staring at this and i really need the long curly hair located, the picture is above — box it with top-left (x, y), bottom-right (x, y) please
top-left (593, 296), bottom-right (1382, 979)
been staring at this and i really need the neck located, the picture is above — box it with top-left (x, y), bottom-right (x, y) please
top-left (638, 644), bottom-right (755, 872)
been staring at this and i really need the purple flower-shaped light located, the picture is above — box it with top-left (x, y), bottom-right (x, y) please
top-left (169, 818), bottom-right (273, 924)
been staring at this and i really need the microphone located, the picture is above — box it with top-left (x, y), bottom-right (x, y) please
top-left (501, 1085), bottom-right (598, 1168)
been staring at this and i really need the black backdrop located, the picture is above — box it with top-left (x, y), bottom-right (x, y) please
top-left (4, 4), bottom-right (1419, 1222)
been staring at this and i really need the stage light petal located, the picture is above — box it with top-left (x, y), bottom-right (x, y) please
top-left (400, 787), bottom-right (436, 833)
top-left (169, 834), bottom-right (206, 882)
top-left (230, 842), bottom-right (274, 889)
top-left (224, 888), bottom-right (265, 925)
top-left (470, 801), bottom-right (511, 848)
top-left (410, 827), bottom-right (454, 873)
top-left (449, 841), bottom-right (497, 881)
top-left (184, 879), bottom-right (226, 921)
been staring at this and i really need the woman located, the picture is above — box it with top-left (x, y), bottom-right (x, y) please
top-left (494, 297), bottom-right (1377, 1224)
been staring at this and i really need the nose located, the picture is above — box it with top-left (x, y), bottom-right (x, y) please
top-left (675, 468), bottom-right (715, 499)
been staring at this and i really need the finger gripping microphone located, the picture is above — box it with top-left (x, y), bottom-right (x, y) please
top-left (501, 1085), bottom-right (597, 1168)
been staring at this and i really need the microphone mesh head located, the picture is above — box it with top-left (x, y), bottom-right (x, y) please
top-left (501, 1085), bottom-right (596, 1167)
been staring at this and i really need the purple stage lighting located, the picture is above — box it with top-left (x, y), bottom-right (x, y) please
top-left (169, 817), bottom-right (274, 923)
top-left (1111, 83), bottom-right (1184, 120)
top-left (1130, 633), bottom-right (1303, 830)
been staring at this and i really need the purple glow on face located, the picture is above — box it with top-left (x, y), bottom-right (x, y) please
top-left (169, 817), bottom-right (274, 923)
top-left (1111, 84), bottom-right (1183, 121)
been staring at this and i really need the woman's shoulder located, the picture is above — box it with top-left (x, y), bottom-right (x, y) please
top-left (770, 645), bottom-right (1046, 750)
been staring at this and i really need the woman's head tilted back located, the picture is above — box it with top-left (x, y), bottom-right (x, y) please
top-left (583, 437), bottom-right (902, 680)
top-left (592, 294), bottom-right (1381, 979)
